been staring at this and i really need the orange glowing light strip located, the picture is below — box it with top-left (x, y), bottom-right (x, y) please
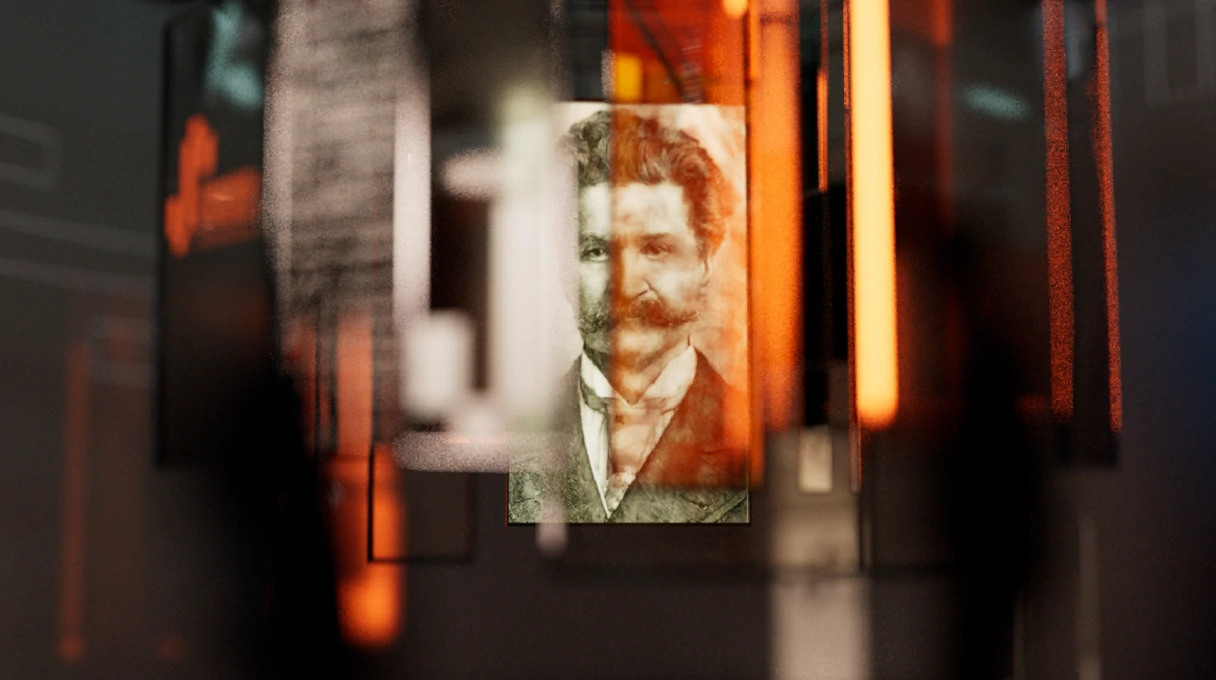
top-left (370, 446), bottom-right (407, 559)
top-left (817, 0), bottom-right (829, 193)
top-left (336, 309), bottom-right (374, 459)
top-left (332, 313), bottom-right (403, 648)
top-left (932, 0), bottom-right (953, 226)
top-left (58, 339), bottom-right (89, 662)
top-left (1093, 0), bottom-right (1123, 432)
top-left (817, 70), bottom-right (829, 192)
top-left (745, 0), bottom-right (765, 483)
top-left (744, 0), bottom-right (803, 470)
top-left (756, 0), bottom-right (803, 431)
top-left (1043, 0), bottom-right (1075, 421)
top-left (333, 458), bottom-right (404, 648)
top-left (848, 0), bottom-right (898, 428)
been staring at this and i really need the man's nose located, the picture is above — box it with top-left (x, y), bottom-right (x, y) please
top-left (612, 246), bottom-right (650, 300)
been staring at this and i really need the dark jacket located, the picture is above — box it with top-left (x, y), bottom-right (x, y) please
top-left (508, 351), bottom-right (748, 523)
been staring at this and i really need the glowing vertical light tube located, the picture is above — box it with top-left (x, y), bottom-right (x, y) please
top-left (751, 0), bottom-right (803, 434)
top-left (932, 0), bottom-right (953, 227)
top-left (333, 313), bottom-right (403, 648)
top-left (817, 0), bottom-right (829, 194)
top-left (848, 0), bottom-right (898, 429)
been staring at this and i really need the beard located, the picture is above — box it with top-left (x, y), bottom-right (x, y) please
top-left (579, 296), bottom-right (699, 337)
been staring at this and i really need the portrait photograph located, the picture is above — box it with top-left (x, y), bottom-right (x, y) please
top-left (508, 102), bottom-right (751, 524)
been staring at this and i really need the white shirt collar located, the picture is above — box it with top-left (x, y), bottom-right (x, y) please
top-left (577, 342), bottom-right (699, 517)
top-left (579, 341), bottom-right (698, 406)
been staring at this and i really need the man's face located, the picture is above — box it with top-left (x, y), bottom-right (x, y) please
top-left (577, 181), bottom-right (710, 365)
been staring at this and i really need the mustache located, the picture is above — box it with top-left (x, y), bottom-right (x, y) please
top-left (579, 296), bottom-right (698, 333)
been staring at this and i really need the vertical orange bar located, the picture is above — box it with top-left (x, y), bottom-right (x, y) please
top-left (817, 0), bottom-right (829, 193)
top-left (1092, 0), bottom-right (1123, 433)
top-left (331, 312), bottom-right (404, 648)
top-left (849, 0), bottom-right (898, 429)
top-left (744, 0), bottom-right (803, 488)
top-left (336, 309), bottom-right (374, 459)
top-left (751, 0), bottom-right (803, 431)
top-left (332, 458), bottom-right (404, 648)
top-left (1043, 0), bottom-right (1075, 422)
top-left (932, 0), bottom-right (953, 227)
top-left (745, 0), bottom-right (765, 484)
top-left (58, 339), bottom-right (89, 662)
top-left (842, 0), bottom-right (860, 490)
top-left (707, 2), bottom-right (747, 105)
top-left (371, 446), bottom-right (406, 559)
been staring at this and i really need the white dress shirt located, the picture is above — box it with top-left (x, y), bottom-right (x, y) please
top-left (578, 343), bottom-right (698, 515)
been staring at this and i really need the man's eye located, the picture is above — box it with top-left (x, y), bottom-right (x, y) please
top-left (641, 243), bottom-right (670, 257)
top-left (581, 246), bottom-right (608, 261)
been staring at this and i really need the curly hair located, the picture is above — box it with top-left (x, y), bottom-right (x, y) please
top-left (563, 109), bottom-right (732, 257)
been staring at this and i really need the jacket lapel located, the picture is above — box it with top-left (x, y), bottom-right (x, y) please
top-left (608, 485), bottom-right (747, 523)
top-left (524, 354), bottom-right (748, 524)
top-left (609, 352), bottom-right (748, 523)
top-left (557, 407), bottom-right (607, 523)
top-left (551, 363), bottom-right (607, 523)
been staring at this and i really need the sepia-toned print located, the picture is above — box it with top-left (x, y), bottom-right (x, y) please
top-left (509, 103), bottom-right (750, 524)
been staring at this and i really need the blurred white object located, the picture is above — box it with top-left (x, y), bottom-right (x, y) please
top-left (537, 497), bottom-right (568, 557)
top-left (441, 149), bottom-right (502, 200)
top-left (798, 426), bottom-right (833, 494)
top-left (402, 311), bottom-right (474, 421)
top-left (393, 431), bottom-right (565, 473)
top-left (488, 85), bottom-right (567, 426)
top-left (393, 20), bottom-right (433, 410)
top-left (771, 576), bottom-right (870, 680)
top-left (448, 394), bottom-right (505, 436)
